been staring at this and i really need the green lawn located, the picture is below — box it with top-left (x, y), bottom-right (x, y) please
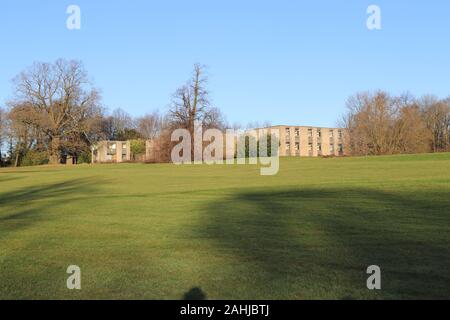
top-left (0, 153), bottom-right (449, 299)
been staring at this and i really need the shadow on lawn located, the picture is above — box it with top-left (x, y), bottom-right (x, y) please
top-left (0, 178), bottom-right (105, 238)
top-left (183, 287), bottom-right (208, 300)
top-left (0, 175), bottom-right (23, 183)
top-left (201, 187), bottom-right (450, 299)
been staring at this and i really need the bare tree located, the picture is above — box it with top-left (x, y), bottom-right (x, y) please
top-left (203, 107), bottom-right (227, 131)
top-left (7, 103), bottom-right (41, 166)
top-left (0, 107), bottom-right (5, 164)
top-left (419, 95), bottom-right (450, 152)
top-left (168, 64), bottom-right (226, 130)
top-left (168, 64), bottom-right (226, 158)
top-left (342, 91), bottom-right (397, 155)
top-left (168, 64), bottom-right (211, 133)
top-left (111, 108), bottom-right (134, 135)
top-left (99, 108), bottom-right (139, 140)
top-left (341, 91), bottom-right (435, 156)
top-left (244, 120), bottom-right (271, 130)
top-left (12, 59), bottom-right (101, 164)
top-left (394, 103), bottom-right (431, 154)
top-left (137, 111), bottom-right (162, 139)
top-left (231, 122), bottom-right (242, 131)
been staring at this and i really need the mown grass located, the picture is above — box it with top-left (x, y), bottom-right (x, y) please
top-left (0, 153), bottom-right (449, 299)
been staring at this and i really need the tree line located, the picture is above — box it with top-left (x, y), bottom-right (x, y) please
top-left (341, 91), bottom-right (450, 156)
top-left (0, 60), bottom-right (228, 166)
top-left (1, 60), bottom-right (449, 167)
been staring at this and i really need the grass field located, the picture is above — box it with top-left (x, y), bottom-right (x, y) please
top-left (0, 153), bottom-right (449, 299)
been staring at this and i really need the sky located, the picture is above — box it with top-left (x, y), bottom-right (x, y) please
top-left (1, 0), bottom-right (449, 128)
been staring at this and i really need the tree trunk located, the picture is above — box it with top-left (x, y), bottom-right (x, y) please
top-left (49, 136), bottom-right (61, 164)
top-left (14, 151), bottom-right (20, 167)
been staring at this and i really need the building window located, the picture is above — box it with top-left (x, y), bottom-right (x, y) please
top-left (285, 128), bottom-right (290, 136)
top-left (317, 129), bottom-right (322, 138)
top-left (295, 128), bottom-right (300, 136)
top-left (121, 144), bottom-right (127, 160)
top-left (317, 143), bottom-right (322, 151)
top-left (338, 130), bottom-right (343, 139)
top-left (295, 142), bottom-right (300, 151)
top-left (338, 144), bottom-right (343, 152)
top-left (329, 130), bottom-right (334, 138)
top-left (286, 142), bottom-right (290, 150)
top-left (308, 143), bottom-right (313, 152)
top-left (330, 144), bottom-right (335, 153)
top-left (308, 128), bottom-right (313, 137)
top-left (107, 143), bottom-right (117, 155)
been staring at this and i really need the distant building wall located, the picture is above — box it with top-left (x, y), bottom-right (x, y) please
top-left (92, 126), bottom-right (346, 164)
top-left (255, 125), bottom-right (346, 157)
top-left (91, 141), bottom-right (131, 163)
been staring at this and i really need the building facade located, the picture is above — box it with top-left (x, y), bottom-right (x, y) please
top-left (91, 125), bottom-right (345, 163)
top-left (258, 125), bottom-right (345, 157)
top-left (91, 141), bottom-right (131, 163)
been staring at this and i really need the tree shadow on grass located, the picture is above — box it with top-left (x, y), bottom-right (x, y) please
top-left (0, 176), bottom-right (165, 299)
top-left (0, 178), bottom-right (107, 239)
top-left (0, 175), bottom-right (23, 183)
top-left (200, 187), bottom-right (450, 299)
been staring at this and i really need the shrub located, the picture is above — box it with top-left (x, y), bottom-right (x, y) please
top-left (77, 150), bottom-right (92, 164)
top-left (130, 139), bottom-right (146, 161)
top-left (21, 150), bottom-right (49, 166)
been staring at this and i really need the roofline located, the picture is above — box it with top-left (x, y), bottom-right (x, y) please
top-left (259, 125), bottom-right (344, 130)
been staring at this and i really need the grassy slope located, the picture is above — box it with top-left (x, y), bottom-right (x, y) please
top-left (0, 153), bottom-right (449, 299)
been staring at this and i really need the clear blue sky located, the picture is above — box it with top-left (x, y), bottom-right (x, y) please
top-left (1, 0), bottom-right (449, 127)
